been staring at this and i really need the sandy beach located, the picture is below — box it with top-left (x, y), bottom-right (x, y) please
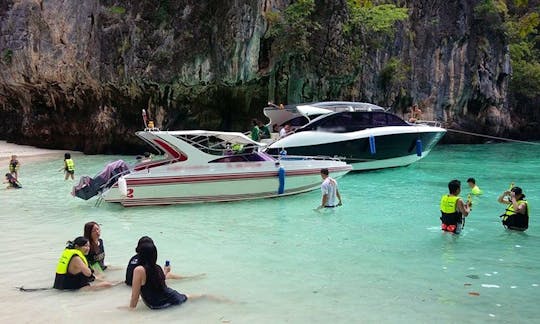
top-left (0, 140), bottom-right (74, 164)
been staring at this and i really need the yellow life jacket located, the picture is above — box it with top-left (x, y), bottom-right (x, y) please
top-left (55, 249), bottom-right (88, 274)
top-left (440, 195), bottom-right (459, 214)
top-left (503, 200), bottom-right (528, 221)
top-left (65, 159), bottom-right (75, 172)
top-left (9, 160), bottom-right (19, 172)
top-left (471, 185), bottom-right (482, 195)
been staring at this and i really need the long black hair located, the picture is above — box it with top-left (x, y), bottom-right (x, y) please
top-left (137, 242), bottom-right (166, 290)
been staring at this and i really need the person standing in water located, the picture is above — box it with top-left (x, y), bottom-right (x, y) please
top-left (59, 153), bottom-right (75, 180)
top-left (9, 155), bottom-right (20, 178)
top-left (467, 178), bottom-right (482, 195)
top-left (318, 168), bottom-right (342, 209)
top-left (440, 179), bottom-right (471, 234)
top-left (498, 186), bottom-right (529, 231)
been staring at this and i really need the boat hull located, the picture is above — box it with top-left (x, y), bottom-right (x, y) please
top-left (102, 162), bottom-right (351, 206)
top-left (267, 126), bottom-right (446, 171)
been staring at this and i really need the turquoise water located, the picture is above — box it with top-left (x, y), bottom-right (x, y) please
top-left (0, 143), bottom-right (538, 323)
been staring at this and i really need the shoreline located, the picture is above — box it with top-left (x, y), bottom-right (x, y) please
top-left (0, 140), bottom-right (80, 164)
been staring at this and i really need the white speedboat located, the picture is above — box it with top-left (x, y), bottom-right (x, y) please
top-left (84, 130), bottom-right (351, 207)
top-left (265, 102), bottom-right (447, 171)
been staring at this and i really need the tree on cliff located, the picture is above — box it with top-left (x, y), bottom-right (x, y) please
top-left (264, 0), bottom-right (407, 103)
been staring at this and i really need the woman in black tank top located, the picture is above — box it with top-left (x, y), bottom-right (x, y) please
top-left (128, 242), bottom-right (187, 309)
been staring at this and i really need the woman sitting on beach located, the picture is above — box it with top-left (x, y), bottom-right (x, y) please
top-left (84, 221), bottom-right (107, 272)
top-left (4, 173), bottom-right (22, 189)
top-left (128, 242), bottom-right (189, 309)
top-left (128, 242), bottom-right (223, 310)
top-left (126, 236), bottom-right (204, 286)
top-left (53, 236), bottom-right (113, 290)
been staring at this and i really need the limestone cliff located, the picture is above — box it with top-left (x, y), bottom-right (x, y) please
top-left (0, 0), bottom-right (534, 153)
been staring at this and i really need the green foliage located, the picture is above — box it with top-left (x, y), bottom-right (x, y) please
top-left (517, 12), bottom-right (539, 38)
top-left (509, 60), bottom-right (540, 99)
top-left (346, 2), bottom-right (408, 35)
top-left (378, 57), bottom-right (409, 94)
top-left (474, 0), bottom-right (508, 33)
top-left (154, 0), bottom-right (171, 26)
top-left (474, 0), bottom-right (508, 18)
top-left (265, 0), bottom-right (320, 59)
top-left (506, 1), bottom-right (540, 101)
top-left (109, 6), bottom-right (126, 15)
top-left (2, 49), bottom-right (13, 65)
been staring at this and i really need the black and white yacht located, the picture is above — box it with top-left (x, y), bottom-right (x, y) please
top-left (264, 102), bottom-right (446, 171)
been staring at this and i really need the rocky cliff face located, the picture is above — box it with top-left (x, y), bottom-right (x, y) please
top-left (0, 0), bottom-right (532, 153)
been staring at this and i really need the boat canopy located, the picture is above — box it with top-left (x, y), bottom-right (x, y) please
top-left (164, 130), bottom-right (264, 146)
top-left (263, 105), bottom-right (333, 128)
top-left (263, 102), bottom-right (388, 129)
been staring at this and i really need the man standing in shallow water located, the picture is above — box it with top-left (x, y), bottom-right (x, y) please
top-left (318, 168), bottom-right (342, 209)
top-left (440, 179), bottom-right (471, 234)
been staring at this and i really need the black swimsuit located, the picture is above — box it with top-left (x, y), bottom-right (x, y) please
top-left (141, 284), bottom-right (187, 309)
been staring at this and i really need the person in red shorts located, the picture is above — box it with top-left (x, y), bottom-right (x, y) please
top-left (440, 179), bottom-right (471, 234)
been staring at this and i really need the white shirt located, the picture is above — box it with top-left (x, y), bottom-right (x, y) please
top-left (279, 127), bottom-right (288, 138)
top-left (321, 177), bottom-right (338, 207)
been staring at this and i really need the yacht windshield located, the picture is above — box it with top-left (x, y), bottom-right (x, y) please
top-left (297, 111), bottom-right (408, 133)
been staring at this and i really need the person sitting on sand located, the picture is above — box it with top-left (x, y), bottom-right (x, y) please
top-left (125, 236), bottom-right (204, 286)
top-left (128, 242), bottom-right (193, 309)
top-left (4, 173), bottom-right (22, 189)
top-left (84, 221), bottom-right (107, 272)
top-left (53, 236), bottom-right (113, 290)
top-left (127, 242), bottom-right (224, 310)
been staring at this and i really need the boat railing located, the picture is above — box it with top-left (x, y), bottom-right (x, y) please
top-left (99, 168), bottom-right (131, 193)
top-left (412, 120), bottom-right (443, 127)
top-left (272, 154), bottom-right (344, 162)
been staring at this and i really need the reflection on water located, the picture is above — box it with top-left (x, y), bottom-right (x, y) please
top-left (0, 143), bottom-right (539, 323)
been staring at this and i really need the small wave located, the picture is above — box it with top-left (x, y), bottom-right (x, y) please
top-left (481, 284), bottom-right (500, 288)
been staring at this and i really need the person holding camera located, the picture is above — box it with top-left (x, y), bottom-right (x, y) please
top-left (498, 186), bottom-right (529, 231)
top-left (440, 179), bottom-right (472, 234)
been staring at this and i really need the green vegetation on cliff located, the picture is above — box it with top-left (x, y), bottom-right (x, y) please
top-left (506, 1), bottom-right (540, 103)
top-left (264, 0), bottom-right (407, 103)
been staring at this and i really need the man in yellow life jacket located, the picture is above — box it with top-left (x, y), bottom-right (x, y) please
top-left (498, 186), bottom-right (529, 231)
top-left (440, 179), bottom-right (472, 234)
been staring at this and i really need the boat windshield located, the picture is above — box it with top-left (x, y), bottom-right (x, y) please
top-left (209, 152), bottom-right (275, 163)
top-left (172, 134), bottom-right (262, 156)
top-left (298, 111), bottom-right (409, 133)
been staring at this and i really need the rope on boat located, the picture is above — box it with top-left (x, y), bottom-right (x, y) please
top-left (446, 128), bottom-right (540, 145)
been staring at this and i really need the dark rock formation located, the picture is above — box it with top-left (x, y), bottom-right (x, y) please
top-left (0, 0), bottom-right (535, 153)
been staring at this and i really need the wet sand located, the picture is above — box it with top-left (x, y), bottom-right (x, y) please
top-left (0, 140), bottom-right (75, 164)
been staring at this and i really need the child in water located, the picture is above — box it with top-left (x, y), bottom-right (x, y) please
top-left (59, 153), bottom-right (75, 180)
top-left (4, 173), bottom-right (22, 189)
top-left (9, 155), bottom-right (20, 178)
